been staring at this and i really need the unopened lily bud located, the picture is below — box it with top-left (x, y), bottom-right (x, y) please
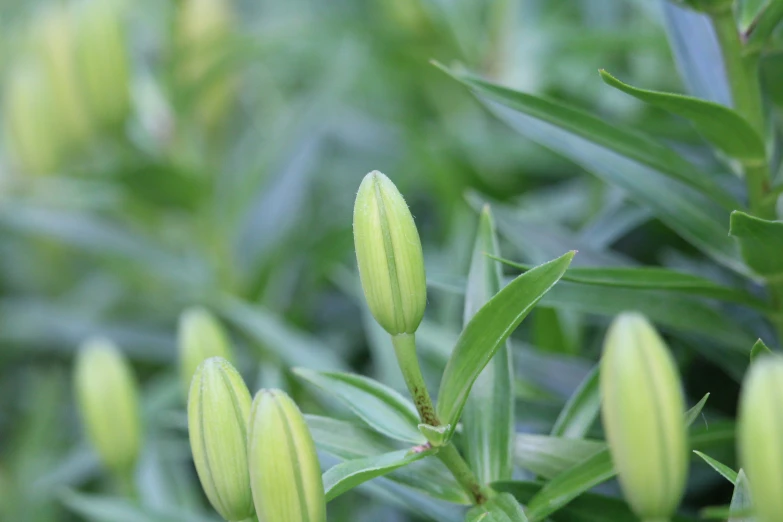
top-left (75, 0), bottom-right (131, 129)
top-left (248, 389), bottom-right (325, 522)
top-left (74, 338), bottom-right (141, 473)
top-left (738, 354), bottom-right (783, 522)
top-left (353, 171), bottom-right (427, 336)
top-left (600, 313), bottom-right (688, 521)
top-left (188, 357), bottom-right (254, 522)
top-left (178, 307), bottom-right (233, 398)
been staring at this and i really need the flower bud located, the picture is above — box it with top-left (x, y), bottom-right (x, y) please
top-left (178, 307), bottom-right (234, 398)
top-left (353, 171), bottom-right (426, 336)
top-left (738, 354), bottom-right (783, 522)
top-left (74, 338), bottom-right (141, 473)
top-left (188, 357), bottom-right (254, 522)
top-left (75, 0), bottom-right (131, 129)
top-left (600, 313), bottom-right (688, 520)
top-left (248, 389), bottom-right (325, 522)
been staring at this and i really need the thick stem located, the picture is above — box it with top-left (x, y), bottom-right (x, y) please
top-left (391, 334), bottom-right (439, 427)
top-left (437, 443), bottom-right (491, 505)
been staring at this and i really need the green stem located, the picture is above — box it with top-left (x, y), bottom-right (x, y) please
top-left (745, 0), bottom-right (783, 59)
top-left (391, 334), bottom-right (439, 427)
top-left (114, 468), bottom-right (138, 501)
top-left (437, 443), bottom-right (491, 505)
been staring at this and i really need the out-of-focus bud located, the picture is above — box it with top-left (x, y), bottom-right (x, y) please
top-left (75, 0), bottom-right (131, 129)
top-left (600, 313), bottom-right (688, 521)
top-left (74, 338), bottom-right (141, 473)
top-left (188, 357), bottom-right (254, 522)
top-left (178, 307), bottom-right (234, 398)
top-left (34, 4), bottom-right (92, 147)
top-left (353, 171), bottom-right (427, 336)
top-left (738, 354), bottom-right (783, 522)
top-left (175, 0), bottom-right (236, 132)
top-left (3, 62), bottom-right (62, 174)
top-left (248, 389), bottom-right (325, 522)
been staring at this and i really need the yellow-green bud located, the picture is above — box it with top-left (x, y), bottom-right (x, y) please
top-left (600, 313), bottom-right (688, 521)
top-left (178, 307), bottom-right (234, 398)
top-left (353, 171), bottom-right (427, 336)
top-left (738, 354), bottom-right (783, 522)
top-left (248, 389), bottom-right (326, 522)
top-left (74, 338), bottom-right (141, 473)
top-left (188, 357), bottom-right (254, 522)
top-left (75, 0), bottom-right (131, 129)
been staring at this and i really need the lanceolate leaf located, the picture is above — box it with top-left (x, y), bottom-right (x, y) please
top-left (550, 365), bottom-right (600, 439)
top-left (600, 70), bottom-right (766, 163)
top-left (323, 448), bottom-right (435, 501)
top-left (729, 470), bottom-right (754, 522)
top-left (294, 369), bottom-right (424, 444)
top-left (684, 393), bottom-right (711, 427)
top-left (515, 434), bottom-right (605, 479)
top-left (729, 211), bottom-right (783, 279)
top-left (437, 251), bottom-right (574, 433)
top-left (694, 450), bottom-right (738, 484)
top-left (751, 338), bottom-right (773, 363)
top-left (462, 206), bottom-right (514, 484)
top-left (437, 65), bottom-right (744, 273)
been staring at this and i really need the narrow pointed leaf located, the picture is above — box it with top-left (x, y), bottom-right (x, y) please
top-left (437, 251), bottom-right (574, 432)
top-left (751, 338), bottom-right (773, 363)
top-left (600, 70), bottom-right (765, 162)
top-left (462, 206), bottom-right (514, 483)
top-left (694, 450), bottom-right (738, 484)
top-left (551, 365), bottom-right (600, 439)
top-left (684, 393), bottom-right (711, 427)
top-left (729, 211), bottom-right (783, 279)
top-left (729, 469), bottom-right (754, 522)
top-left (515, 434), bottom-right (605, 479)
top-left (294, 369), bottom-right (424, 444)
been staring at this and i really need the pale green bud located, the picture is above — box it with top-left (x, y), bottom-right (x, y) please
top-left (600, 313), bottom-right (688, 521)
top-left (353, 171), bottom-right (427, 336)
top-left (74, 338), bottom-right (141, 473)
top-left (188, 357), bottom-right (254, 522)
top-left (248, 389), bottom-right (326, 522)
top-left (178, 307), bottom-right (234, 398)
top-left (738, 354), bottom-right (783, 522)
top-left (75, 0), bottom-right (131, 129)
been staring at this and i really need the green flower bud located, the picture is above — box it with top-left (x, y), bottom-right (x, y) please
top-left (248, 389), bottom-right (325, 522)
top-left (75, 0), bottom-right (131, 129)
top-left (74, 338), bottom-right (141, 473)
top-left (738, 354), bottom-right (783, 522)
top-left (178, 307), bottom-right (234, 398)
top-left (353, 171), bottom-right (426, 336)
top-left (188, 357), bottom-right (254, 522)
top-left (600, 313), bottom-right (688, 521)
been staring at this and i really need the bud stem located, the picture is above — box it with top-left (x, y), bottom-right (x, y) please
top-left (437, 442), bottom-right (491, 505)
top-left (391, 334), bottom-right (439, 427)
top-left (115, 469), bottom-right (138, 501)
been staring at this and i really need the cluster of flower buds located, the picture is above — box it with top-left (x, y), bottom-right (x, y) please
top-left (187, 357), bottom-right (326, 521)
top-left (3, 0), bottom-right (130, 175)
top-left (600, 313), bottom-right (688, 522)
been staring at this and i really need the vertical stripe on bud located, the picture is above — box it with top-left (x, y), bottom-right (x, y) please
top-left (188, 357), bottom-right (254, 522)
top-left (74, 338), bottom-right (141, 474)
top-left (738, 354), bottom-right (783, 522)
top-left (178, 307), bottom-right (234, 398)
top-left (249, 389), bottom-right (326, 522)
top-left (353, 171), bottom-right (427, 336)
top-left (600, 313), bottom-right (688, 520)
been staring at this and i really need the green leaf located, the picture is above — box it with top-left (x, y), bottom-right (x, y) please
top-left (751, 338), bottom-right (773, 363)
top-left (323, 448), bottom-right (435, 501)
top-left (493, 255), bottom-right (771, 312)
top-left (436, 251), bottom-right (574, 432)
top-left (294, 369), bottom-right (425, 444)
top-left (462, 206), bottom-right (514, 483)
top-left (550, 365), bottom-right (600, 439)
top-left (599, 70), bottom-right (765, 163)
top-left (729, 211), bottom-right (783, 279)
top-left (729, 469), bottom-right (754, 522)
top-left (515, 434), bottom-right (605, 479)
top-left (684, 393), bottom-right (711, 427)
top-left (59, 489), bottom-right (216, 522)
top-left (693, 450), bottom-right (738, 484)
top-left (467, 492), bottom-right (530, 522)
top-left (437, 64), bottom-right (743, 273)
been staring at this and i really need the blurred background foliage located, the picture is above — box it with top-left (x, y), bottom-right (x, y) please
top-left (0, 0), bottom-right (780, 520)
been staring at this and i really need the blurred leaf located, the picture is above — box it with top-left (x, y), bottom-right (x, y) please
top-left (550, 365), bottom-right (600, 439)
top-left (59, 489), bottom-right (217, 522)
top-left (294, 369), bottom-right (424, 444)
top-left (323, 448), bottom-right (434, 501)
top-left (437, 251), bottom-right (574, 433)
top-left (462, 206), bottom-right (514, 483)
top-left (694, 450), bottom-right (738, 484)
top-left (729, 469), bottom-right (754, 522)
top-left (439, 66), bottom-right (744, 273)
top-left (750, 338), bottom-right (773, 362)
top-left (729, 210), bottom-right (783, 279)
top-left (466, 492), bottom-right (529, 522)
top-left (515, 434), bottom-right (605, 480)
top-left (600, 70), bottom-right (765, 162)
